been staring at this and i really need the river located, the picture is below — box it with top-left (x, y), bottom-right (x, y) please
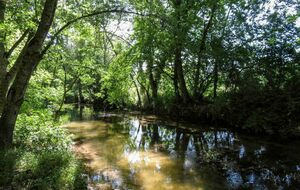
top-left (65, 111), bottom-right (300, 190)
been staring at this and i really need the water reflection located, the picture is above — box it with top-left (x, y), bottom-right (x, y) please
top-left (65, 115), bottom-right (300, 190)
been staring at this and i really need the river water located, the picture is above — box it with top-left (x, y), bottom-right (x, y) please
top-left (65, 112), bottom-right (300, 190)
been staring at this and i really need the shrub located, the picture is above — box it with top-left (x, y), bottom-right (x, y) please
top-left (14, 111), bottom-right (73, 152)
top-left (0, 110), bottom-right (87, 189)
top-left (0, 150), bottom-right (87, 190)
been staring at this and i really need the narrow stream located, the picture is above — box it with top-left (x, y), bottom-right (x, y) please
top-left (65, 112), bottom-right (300, 190)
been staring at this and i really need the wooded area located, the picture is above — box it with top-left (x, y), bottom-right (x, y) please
top-left (0, 0), bottom-right (299, 189)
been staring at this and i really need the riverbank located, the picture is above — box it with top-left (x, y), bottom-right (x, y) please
top-left (0, 111), bottom-right (87, 190)
top-left (127, 102), bottom-right (300, 140)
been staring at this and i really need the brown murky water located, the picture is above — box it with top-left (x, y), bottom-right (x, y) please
top-left (65, 113), bottom-right (300, 190)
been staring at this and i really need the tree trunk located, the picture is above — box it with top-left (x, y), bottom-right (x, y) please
top-left (0, 74), bottom-right (8, 116)
top-left (173, 65), bottom-right (181, 103)
top-left (193, 58), bottom-right (201, 98)
top-left (55, 66), bottom-right (78, 120)
top-left (0, 102), bottom-right (19, 148)
top-left (151, 81), bottom-right (158, 110)
top-left (174, 45), bottom-right (190, 103)
top-left (130, 74), bottom-right (142, 108)
top-left (213, 61), bottom-right (218, 99)
top-left (193, 4), bottom-right (216, 100)
top-left (77, 79), bottom-right (84, 107)
top-left (0, 0), bottom-right (58, 149)
top-left (0, 55), bottom-right (42, 148)
top-left (147, 59), bottom-right (158, 111)
top-left (0, 0), bottom-right (7, 116)
top-left (173, 0), bottom-right (190, 104)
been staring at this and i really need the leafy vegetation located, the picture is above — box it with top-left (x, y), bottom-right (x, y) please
top-left (0, 0), bottom-right (299, 188)
top-left (0, 109), bottom-right (86, 189)
top-left (0, 149), bottom-right (86, 190)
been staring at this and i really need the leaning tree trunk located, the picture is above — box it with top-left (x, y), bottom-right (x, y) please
top-left (0, 0), bottom-right (7, 116)
top-left (0, 58), bottom-right (41, 147)
top-left (0, 0), bottom-right (58, 149)
top-left (130, 74), bottom-right (142, 108)
top-left (193, 4), bottom-right (216, 100)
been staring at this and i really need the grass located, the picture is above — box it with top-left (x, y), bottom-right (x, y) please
top-left (0, 111), bottom-right (88, 190)
top-left (0, 149), bottom-right (87, 190)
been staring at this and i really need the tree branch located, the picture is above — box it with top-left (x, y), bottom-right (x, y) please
top-left (7, 31), bottom-right (34, 82)
top-left (103, 30), bottom-right (133, 47)
top-left (6, 29), bottom-right (30, 58)
top-left (198, 3), bottom-right (217, 55)
top-left (41, 8), bottom-right (149, 56)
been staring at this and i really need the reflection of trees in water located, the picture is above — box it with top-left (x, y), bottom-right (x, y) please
top-left (150, 124), bottom-right (160, 146)
top-left (117, 117), bottom-right (300, 189)
top-left (194, 131), bottom-right (300, 189)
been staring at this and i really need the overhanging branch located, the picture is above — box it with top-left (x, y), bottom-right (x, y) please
top-left (41, 8), bottom-right (151, 56)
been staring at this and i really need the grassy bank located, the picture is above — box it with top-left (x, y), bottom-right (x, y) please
top-left (0, 111), bottom-right (87, 190)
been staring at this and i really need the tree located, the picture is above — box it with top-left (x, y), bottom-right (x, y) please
top-left (0, 0), bottom-right (58, 148)
top-left (0, 0), bottom-right (138, 148)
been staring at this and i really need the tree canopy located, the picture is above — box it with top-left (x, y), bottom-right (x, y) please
top-left (0, 0), bottom-right (299, 148)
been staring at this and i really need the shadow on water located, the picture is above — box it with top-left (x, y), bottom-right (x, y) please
top-left (65, 112), bottom-right (300, 190)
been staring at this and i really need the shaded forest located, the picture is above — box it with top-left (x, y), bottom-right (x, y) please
top-left (0, 0), bottom-right (299, 189)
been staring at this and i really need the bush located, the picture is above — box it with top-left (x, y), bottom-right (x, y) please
top-left (0, 149), bottom-right (87, 190)
top-left (226, 76), bottom-right (300, 136)
top-left (0, 110), bottom-right (87, 189)
top-left (14, 111), bottom-right (73, 152)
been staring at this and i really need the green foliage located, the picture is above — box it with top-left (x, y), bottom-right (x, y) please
top-left (0, 110), bottom-right (87, 189)
top-left (227, 74), bottom-right (300, 135)
top-left (1, 0), bottom-right (299, 155)
top-left (0, 150), bottom-right (87, 190)
top-left (102, 47), bottom-right (137, 107)
top-left (0, 0), bottom-right (300, 189)
top-left (21, 68), bottom-right (63, 112)
top-left (15, 111), bottom-right (73, 152)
